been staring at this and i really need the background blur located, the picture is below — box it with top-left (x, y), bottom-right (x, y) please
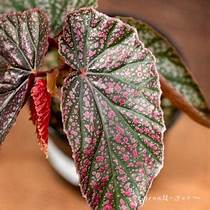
top-left (0, 1), bottom-right (210, 210)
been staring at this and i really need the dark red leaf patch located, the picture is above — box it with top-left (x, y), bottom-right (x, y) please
top-left (30, 79), bottom-right (51, 156)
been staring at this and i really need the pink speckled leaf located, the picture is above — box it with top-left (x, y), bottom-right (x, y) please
top-left (59, 9), bottom-right (165, 209)
top-left (0, 9), bottom-right (49, 143)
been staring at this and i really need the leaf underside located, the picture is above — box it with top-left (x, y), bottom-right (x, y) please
top-left (59, 8), bottom-right (165, 209)
top-left (0, 0), bottom-right (98, 36)
top-left (120, 17), bottom-right (210, 127)
top-left (0, 9), bottom-right (49, 143)
top-left (30, 79), bottom-right (51, 156)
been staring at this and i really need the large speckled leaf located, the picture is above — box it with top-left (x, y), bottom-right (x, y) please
top-left (59, 8), bottom-right (165, 209)
top-left (0, 0), bottom-right (98, 35)
top-left (120, 17), bottom-right (210, 127)
top-left (0, 9), bottom-right (49, 143)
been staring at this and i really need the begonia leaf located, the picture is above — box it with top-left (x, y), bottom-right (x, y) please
top-left (59, 8), bottom-right (165, 209)
top-left (0, 9), bottom-right (49, 143)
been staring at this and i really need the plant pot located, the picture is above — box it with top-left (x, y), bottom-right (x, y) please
top-left (48, 127), bottom-right (79, 185)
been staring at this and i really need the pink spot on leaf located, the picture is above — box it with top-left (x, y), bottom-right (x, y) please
top-left (133, 117), bottom-right (139, 125)
top-left (96, 156), bottom-right (105, 162)
top-left (115, 83), bottom-right (122, 92)
top-left (123, 189), bottom-right (132, 197)
top-left (108, 111), bottom-right (116, 120)
top-left (103, 204), bottom-right (113, 210)
top-left (88, 50), bottom-right (96, 57)
top-left (115, 135), bottom-right (121, 143)
top-left (116, 125), bottom-right (124, 135)
top-left (132, 149), bottom-right (139, 158)
top-left (119, 98), bottom-right (126, 106)
top-left (123, 154), bottom-right (129, 161)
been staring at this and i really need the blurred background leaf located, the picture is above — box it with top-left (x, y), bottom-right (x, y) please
top-left (120, 17), bottom-right (210, 127)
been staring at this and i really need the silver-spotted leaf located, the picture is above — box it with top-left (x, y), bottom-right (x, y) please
top-left (0, 0), bottom-right (98, 35)
top-left (59, 8), bottom-right (165, 209)
top-left (0, 9), bottom-right (49, 143)
top-left (120, 17), bottom-right (210, 127)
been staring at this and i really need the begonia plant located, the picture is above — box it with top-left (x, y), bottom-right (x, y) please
top-left (0, 1), bottom-right (209, 209)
